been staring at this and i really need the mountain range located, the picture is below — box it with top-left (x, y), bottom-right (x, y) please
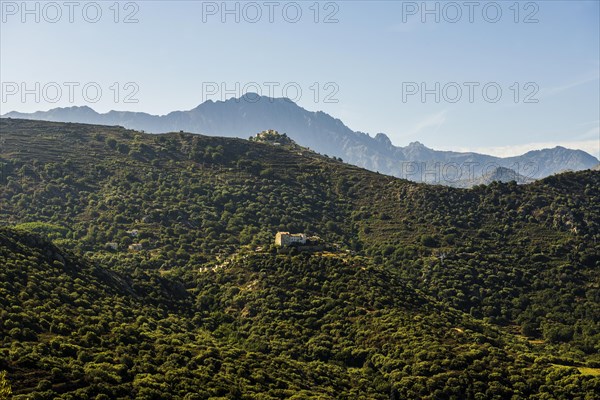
top-left (3, 95), bottom-right (598, 186)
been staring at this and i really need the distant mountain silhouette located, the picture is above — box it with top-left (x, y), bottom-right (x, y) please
top-left (4, 94), bottom-right (598, 186)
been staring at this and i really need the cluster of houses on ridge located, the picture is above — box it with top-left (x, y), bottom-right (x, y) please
top-left (250, 129), bottom-right (294, 146)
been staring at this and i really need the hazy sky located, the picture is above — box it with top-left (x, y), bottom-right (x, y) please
top-left (1, 0), bottom-right (599, 157)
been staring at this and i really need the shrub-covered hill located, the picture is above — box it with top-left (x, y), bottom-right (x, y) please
top-left (1, 227), bottom-right (599, 399)
top-left (1, 118), bottom-right (368, 256)
top-left (1, 118), bottom-right (599, 396)
top-left (357, 172), bottom-right (600, 355)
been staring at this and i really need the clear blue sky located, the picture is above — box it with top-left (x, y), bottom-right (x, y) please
top-left (1, 0), bottom-right (599, 157)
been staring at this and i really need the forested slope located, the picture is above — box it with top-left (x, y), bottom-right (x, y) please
top-left (1, 118), bottom-right (599, 398)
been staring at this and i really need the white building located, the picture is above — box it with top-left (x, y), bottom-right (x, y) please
top-left (275, 232), bottom-right (307, 247)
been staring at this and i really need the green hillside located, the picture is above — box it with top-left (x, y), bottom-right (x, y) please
top-left (1, 118), bottom-right (599, 398)
top-left (2, 227), bottom-right (600, 399)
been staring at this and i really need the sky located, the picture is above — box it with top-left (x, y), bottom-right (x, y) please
top-left (1, 0), bottom-right (599, 158)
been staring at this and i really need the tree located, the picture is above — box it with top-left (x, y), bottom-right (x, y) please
top-left (106, 138), bottom-right (117, 149)
top-left (0, 371), bottom-right (12, 400)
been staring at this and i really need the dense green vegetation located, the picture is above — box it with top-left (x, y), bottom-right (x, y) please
top-left (2, 227), bottom-right (599, 399)
top-left (1, 118), bottom-right (599, 398)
